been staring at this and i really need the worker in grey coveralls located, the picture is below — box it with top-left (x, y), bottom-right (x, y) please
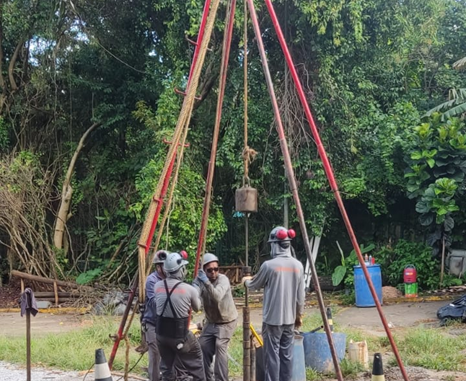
top-left (142, 250), bottom-right (171, 381)
top-left (243, 226), bottom-right (305, 381)
top-left (154, 252), bottom-right (205, 381)
top-left (193, 253), bottom-right (238, 381)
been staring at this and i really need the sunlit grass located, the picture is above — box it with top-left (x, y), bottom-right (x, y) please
top-left (0, 316), bottom-right (148, 374)
top-left (388, 325), bottom-right (466, 371)
top-left (2, 311), bottom-right (466, 378)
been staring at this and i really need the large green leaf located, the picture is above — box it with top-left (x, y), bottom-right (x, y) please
top-left (416, 201), bottom-right (430, 214)
top-left (443, 103), bottom-right (466, 120)
top-left (332, 266), bottom-right (347, 286)
top-left (444, 215), bottom-right (455, 232)
top-left (419, 213), bottom-right (434, 226)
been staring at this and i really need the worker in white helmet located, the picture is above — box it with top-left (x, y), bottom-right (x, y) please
top-left (243, 227), bottom-right (305, 381)
top-left (154, 251), bottom-right (205, 381)
top-left (142, 250), bottom-right (171, 381)
top-left (193, 253), bottom-right (238, 381)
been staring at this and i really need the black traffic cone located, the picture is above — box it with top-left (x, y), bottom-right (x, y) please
top-left (94, 348), bottom-right (113, 381)
top-left (371, 353), bottom-right (385, 381)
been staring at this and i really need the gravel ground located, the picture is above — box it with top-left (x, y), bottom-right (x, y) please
top-left (0, 361), bottom-right (144, 381)
top-left (0, 361), bottom-right (84, 380)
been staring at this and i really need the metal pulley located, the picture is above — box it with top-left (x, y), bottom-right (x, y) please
top-left (235, 180), bottom-right (258, 213)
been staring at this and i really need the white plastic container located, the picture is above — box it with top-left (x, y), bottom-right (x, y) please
top-left (348, 339), bottom-right (369, 369)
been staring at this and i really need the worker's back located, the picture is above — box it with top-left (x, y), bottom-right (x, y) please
top-left (262, 255), bottom-right (304, 325)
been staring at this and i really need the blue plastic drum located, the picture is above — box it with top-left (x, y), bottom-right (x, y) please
top-left (353, 264), bottom-right (383, 307)
top-left (302, 332), bottom-right (346, 373)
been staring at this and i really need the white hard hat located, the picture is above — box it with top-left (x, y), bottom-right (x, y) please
top-left (164, 252), bottom-right (189, 273)
top-left (202, 253), bottom-right (219, 268)
top-left (153, 250), bottom-right (169, 264)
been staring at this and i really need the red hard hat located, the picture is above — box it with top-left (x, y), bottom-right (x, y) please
top-left (268, 226), bottom-right (296, 242)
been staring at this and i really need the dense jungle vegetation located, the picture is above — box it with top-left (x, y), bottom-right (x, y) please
top-left (0, 0), bottom-right (465, 289)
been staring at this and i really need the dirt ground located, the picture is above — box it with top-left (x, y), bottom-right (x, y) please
top-left (0, 299), bottom-right (452, 337)
top-left (2, 280), bottom-right (466, 380)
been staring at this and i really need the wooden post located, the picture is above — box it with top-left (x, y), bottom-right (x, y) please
top-left (53, 281), bottom-right (59, 306)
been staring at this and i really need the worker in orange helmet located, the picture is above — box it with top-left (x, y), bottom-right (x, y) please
top-left (243, 226), bottom-right (305, 381)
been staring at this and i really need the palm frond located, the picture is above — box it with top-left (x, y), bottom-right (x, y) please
top-left (424, 88), bottom-right (466, 120)
top-left (453, 56), bottom-right (466, 70)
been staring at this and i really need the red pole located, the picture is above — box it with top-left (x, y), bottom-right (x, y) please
top-left (145, 153), bottom-right (177, 250)
top-left (194, 0), bottom-right (236, 277)
top-left (108, 152), bottom-right (177, 369)
top-left (262, 1), bottom-right (409, 380)
top-left (246, 1), bottom-right (343, 379)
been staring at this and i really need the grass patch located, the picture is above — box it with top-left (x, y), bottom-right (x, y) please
top-left (388, 325), bottom-right (466, 371)
top-left (3, 311), bottom-right (466, 378)
top-left (0, 316), bottom-right (148, 374)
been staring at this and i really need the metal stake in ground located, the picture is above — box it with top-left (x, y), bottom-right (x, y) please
top-left (20, 288), bottom-right (38, 381)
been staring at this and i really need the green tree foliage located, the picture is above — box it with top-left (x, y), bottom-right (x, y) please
top-left (0, 0), bottom-right (465, 285)
top-left (405, 115), bottom-right (466, 257)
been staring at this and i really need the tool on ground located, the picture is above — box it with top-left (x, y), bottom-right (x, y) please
top-left (250, 323), bottom-right (263, 347)
top-left (371, 353), bottom-right (385, 381)
top-left (95, 348), bottom-right (113, 381)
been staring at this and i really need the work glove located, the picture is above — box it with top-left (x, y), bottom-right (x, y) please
top-left (197, 270), bottom-right (209, 283)
top-left (294, 314), bottom-right (303, 329)
top-left (241, 275), bottom-right (252, 287)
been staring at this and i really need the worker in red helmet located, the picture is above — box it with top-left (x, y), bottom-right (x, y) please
top-left (154, 252), bottom-right (205, 381)
top-left (193, 253), bottom-right (238, 381)
top-left (243, 226), bottom-right (305, 381)
top-left (142, 250), bottom-right (171, 381)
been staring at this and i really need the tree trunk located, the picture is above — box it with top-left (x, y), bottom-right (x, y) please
top-left (54, 122), bottom-right (100, 250)
top-left (8, 39), bottom-right (24, 92)
top-left (0, 0), bottom-right (6, 113)
top-left (440, 236), bottom-right (446, 284)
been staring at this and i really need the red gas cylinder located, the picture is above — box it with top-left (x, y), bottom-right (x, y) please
top-left (403, 265), bottom-right (417, 284)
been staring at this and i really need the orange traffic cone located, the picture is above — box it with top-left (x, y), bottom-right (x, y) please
top-left (371, 353), bottom-right (385, 381)
top-left (94, 348), bottom-right (113, 381)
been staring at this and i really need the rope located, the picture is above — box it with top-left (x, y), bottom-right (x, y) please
top-left (242, 3), bottom-right (257, 183)
top-left (138, 0), bottom-right (222, 299)
top-left (196, 0), bottom-right (236, 262)
top-left (243, 0), bottom-right (249, 180)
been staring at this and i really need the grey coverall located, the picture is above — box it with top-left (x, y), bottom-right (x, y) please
top-left (195, 273), bottom-right (238, 381)
top-left (143, 271), bottom-right (168, 381)
top-left (245, 246), bottom-right (305, 381)
top-left (154, 274), bottom-right (205, 381)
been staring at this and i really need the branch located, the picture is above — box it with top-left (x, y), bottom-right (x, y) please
top-left (8, 39), bottom-right (24, 92)
top-left (54, 122), bottom-right (101, 249)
